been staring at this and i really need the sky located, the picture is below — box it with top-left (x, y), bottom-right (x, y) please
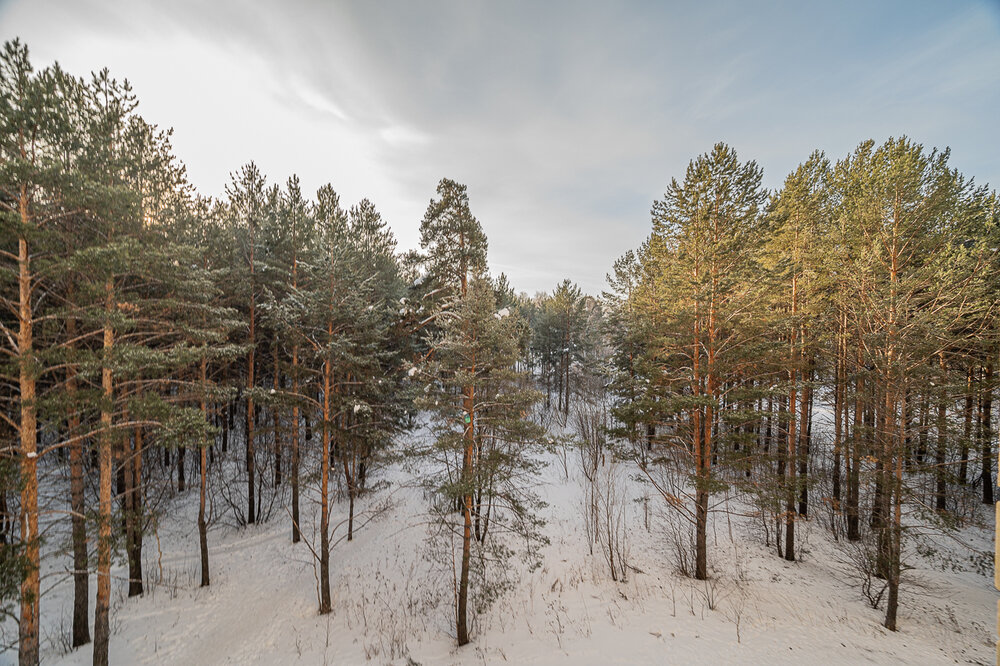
top-left (2, 0), bottom-right (999, 295)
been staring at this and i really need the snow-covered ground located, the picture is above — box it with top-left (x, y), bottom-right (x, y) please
top-left (3, 416), bottom-right (997, 665)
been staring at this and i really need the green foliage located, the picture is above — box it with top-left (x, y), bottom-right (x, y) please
top-left (419, 177), bottom-right (488, 300)
top-left (419, 273), bottom-right (547, 619)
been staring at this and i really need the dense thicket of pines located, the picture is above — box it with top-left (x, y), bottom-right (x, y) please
top-left (606, 141), bottom-right (998, 631)
top-left (0, 38), bottom-right (997, 665)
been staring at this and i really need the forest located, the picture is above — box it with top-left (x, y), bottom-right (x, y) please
top-left (1, 38), bottom-right (998, 665)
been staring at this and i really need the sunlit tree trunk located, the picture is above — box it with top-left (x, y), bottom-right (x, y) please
top-left (17, 212), bottom-right (40, 666)
top-left (785, 272), bottom-right (798, 562)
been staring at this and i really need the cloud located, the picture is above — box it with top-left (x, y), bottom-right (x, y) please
top-left (2, 0), bottom-right (998, 295)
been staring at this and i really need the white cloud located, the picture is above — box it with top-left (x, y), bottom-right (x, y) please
top-left (2, 0), bottom-right (998, 295)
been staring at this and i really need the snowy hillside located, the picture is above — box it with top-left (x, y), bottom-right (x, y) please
top-left (7, 416), bottom-right (994, 666)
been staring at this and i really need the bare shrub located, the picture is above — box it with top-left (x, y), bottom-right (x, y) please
top-left (660, 505), bottom-right (696, 578)
top-left (582, 461), bottom-right (631, 582)
top-left (837, 532), bottom-right (889, 609)
top-left (724, 580), bottom-right (750, 643)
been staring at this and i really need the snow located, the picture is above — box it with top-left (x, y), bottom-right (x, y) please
top-left (4, 414), bottom-right (996, 665)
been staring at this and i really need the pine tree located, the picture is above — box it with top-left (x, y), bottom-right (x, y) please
top-left (0, 40), bottom-right (91, 665)
top-left (418, 274), bottom-right (545, 646)
top-left (603, 250), bottom-right (646, 451)
top-left (225, 162), bottom-right (266, 525)
top-left (831, 137), bottom-right (984, 630)
top-left (417, 177), bottom-right (488, 644)
top-left (336, 198), bottom-right (406, 540)
top-left (537, 280), bottom-right (587, 418)
top-left (765, 150), bottom-right (833, 559)
top-left (258, 175), bottom-right (318, 543)
top-left (173, 193), bottom-right (243, 587)
top-left (68, 67), bottom-right (240, 664)
top-left (633, 143), bottom-right (767, 580)
top-left (296, 182), bottom-right (350, 614)
top-left (420, 178), bottom-right (487, 303)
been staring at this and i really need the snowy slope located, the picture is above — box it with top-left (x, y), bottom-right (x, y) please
top-left (4, 417), bottom-right (996, 666)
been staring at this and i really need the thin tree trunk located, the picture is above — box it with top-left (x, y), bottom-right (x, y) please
top-left (199, 350), bottom-right (210, 587)
top-left (67, 314), bottom-right (90, 647)
top-left (763, 396), bottom-right (773, 454)
top-left (289, 209), bottom-right (300, 542)
top-left (832, 318), bottom-right (844, 507)
top-left (692, 284), bottom-right (708, 580)
top-left (17, 228), bottom-right (40, 666)
top-left (563, 326), bottom-right (571, 416)
top-left (879, 221), bottom-right (900, 588)
top-left (273, 343), bottom-right (281, 487)
top-left (935, 353), bottom-right (948, 511)
top-left (345, 457), bottom-right (356, 542)
top-left (982, 361), bottom-right (993, 504)
top-left (163, 445), bottom-right (171, 487)
top-left (94, 282), bottom-right (114, 666)
top-left (961, 365), bottom-right (973, 483)
top-left (319, 357), bottom-right (332, 614)
top-left (700, 323), bottom-right (716, 579)
top-left (785, 353), bottom-right (797, 560)
top-left (457, 379), bottom-right (476, 644)
top-left (291, 342), bottom-right (301, 543)
top-left (247, 280), bottom-right (256, 524)
top-left (126, 425), bottom-right (143, 597)
top-left (797, 358), bottom-right (811, 517)
top-left (784, 270), bottom-right (799, 561)
top-left (847, 372), bottom-right (863, 541)
top-left (221, 400), bottom-right (229, 453)
top-left (884, 382), bottom-right (905, 631)
top-left (915, 385), bottom-right (930, 464)
top-left (319, 242), bottom-right (335, 612)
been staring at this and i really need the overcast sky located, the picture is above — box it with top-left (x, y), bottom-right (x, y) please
top-left (3, 0), bottom-right (999, 295)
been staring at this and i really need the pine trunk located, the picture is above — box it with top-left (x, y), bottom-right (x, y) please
top-left (291, 343), bottom-right (301, 543)
top-left (94, 281), bottom-right (114, 666)
top-left (290, 216), bottom-right (300, 543)
top-left (846, 372), bottom-right (862, 541)
top-left (961, 366), bottom-right (973, 483)
top-left (273, 344), bottom-right (281, 487)
top-left (346, 456), bottom-right (356, 542)
top-left (126, 425), bottom-right (143, 597)
top-left (982, 361), bottom-right (993, 504)
top-left (832, 316), bottom-right (843, 507)
top-left (884, 384), bottom-right (905, 631)
top-left (692, 284), bottom-right (708, 580)
top-left (247, 236), bottom-right (256, 523)
top-left (797, 360), bottom-right (811, 517)
top-left (17, 227), bottom-right (40, 666)
top-left (784, 272), bottom-right (798, 561)
top-left (319, 356), bottom-right (332, 614)
top-left (458, 379), bottom-right (475, 644)
top-left (935, 357), bottom-right (948, 511)
top-left (199, 356), bottom-right (210, 587)
top-left (66, 314), bottom-right (91, 647)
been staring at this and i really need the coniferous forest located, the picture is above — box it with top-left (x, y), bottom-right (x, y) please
top-left (1, 37), bottom-right (999, 665)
